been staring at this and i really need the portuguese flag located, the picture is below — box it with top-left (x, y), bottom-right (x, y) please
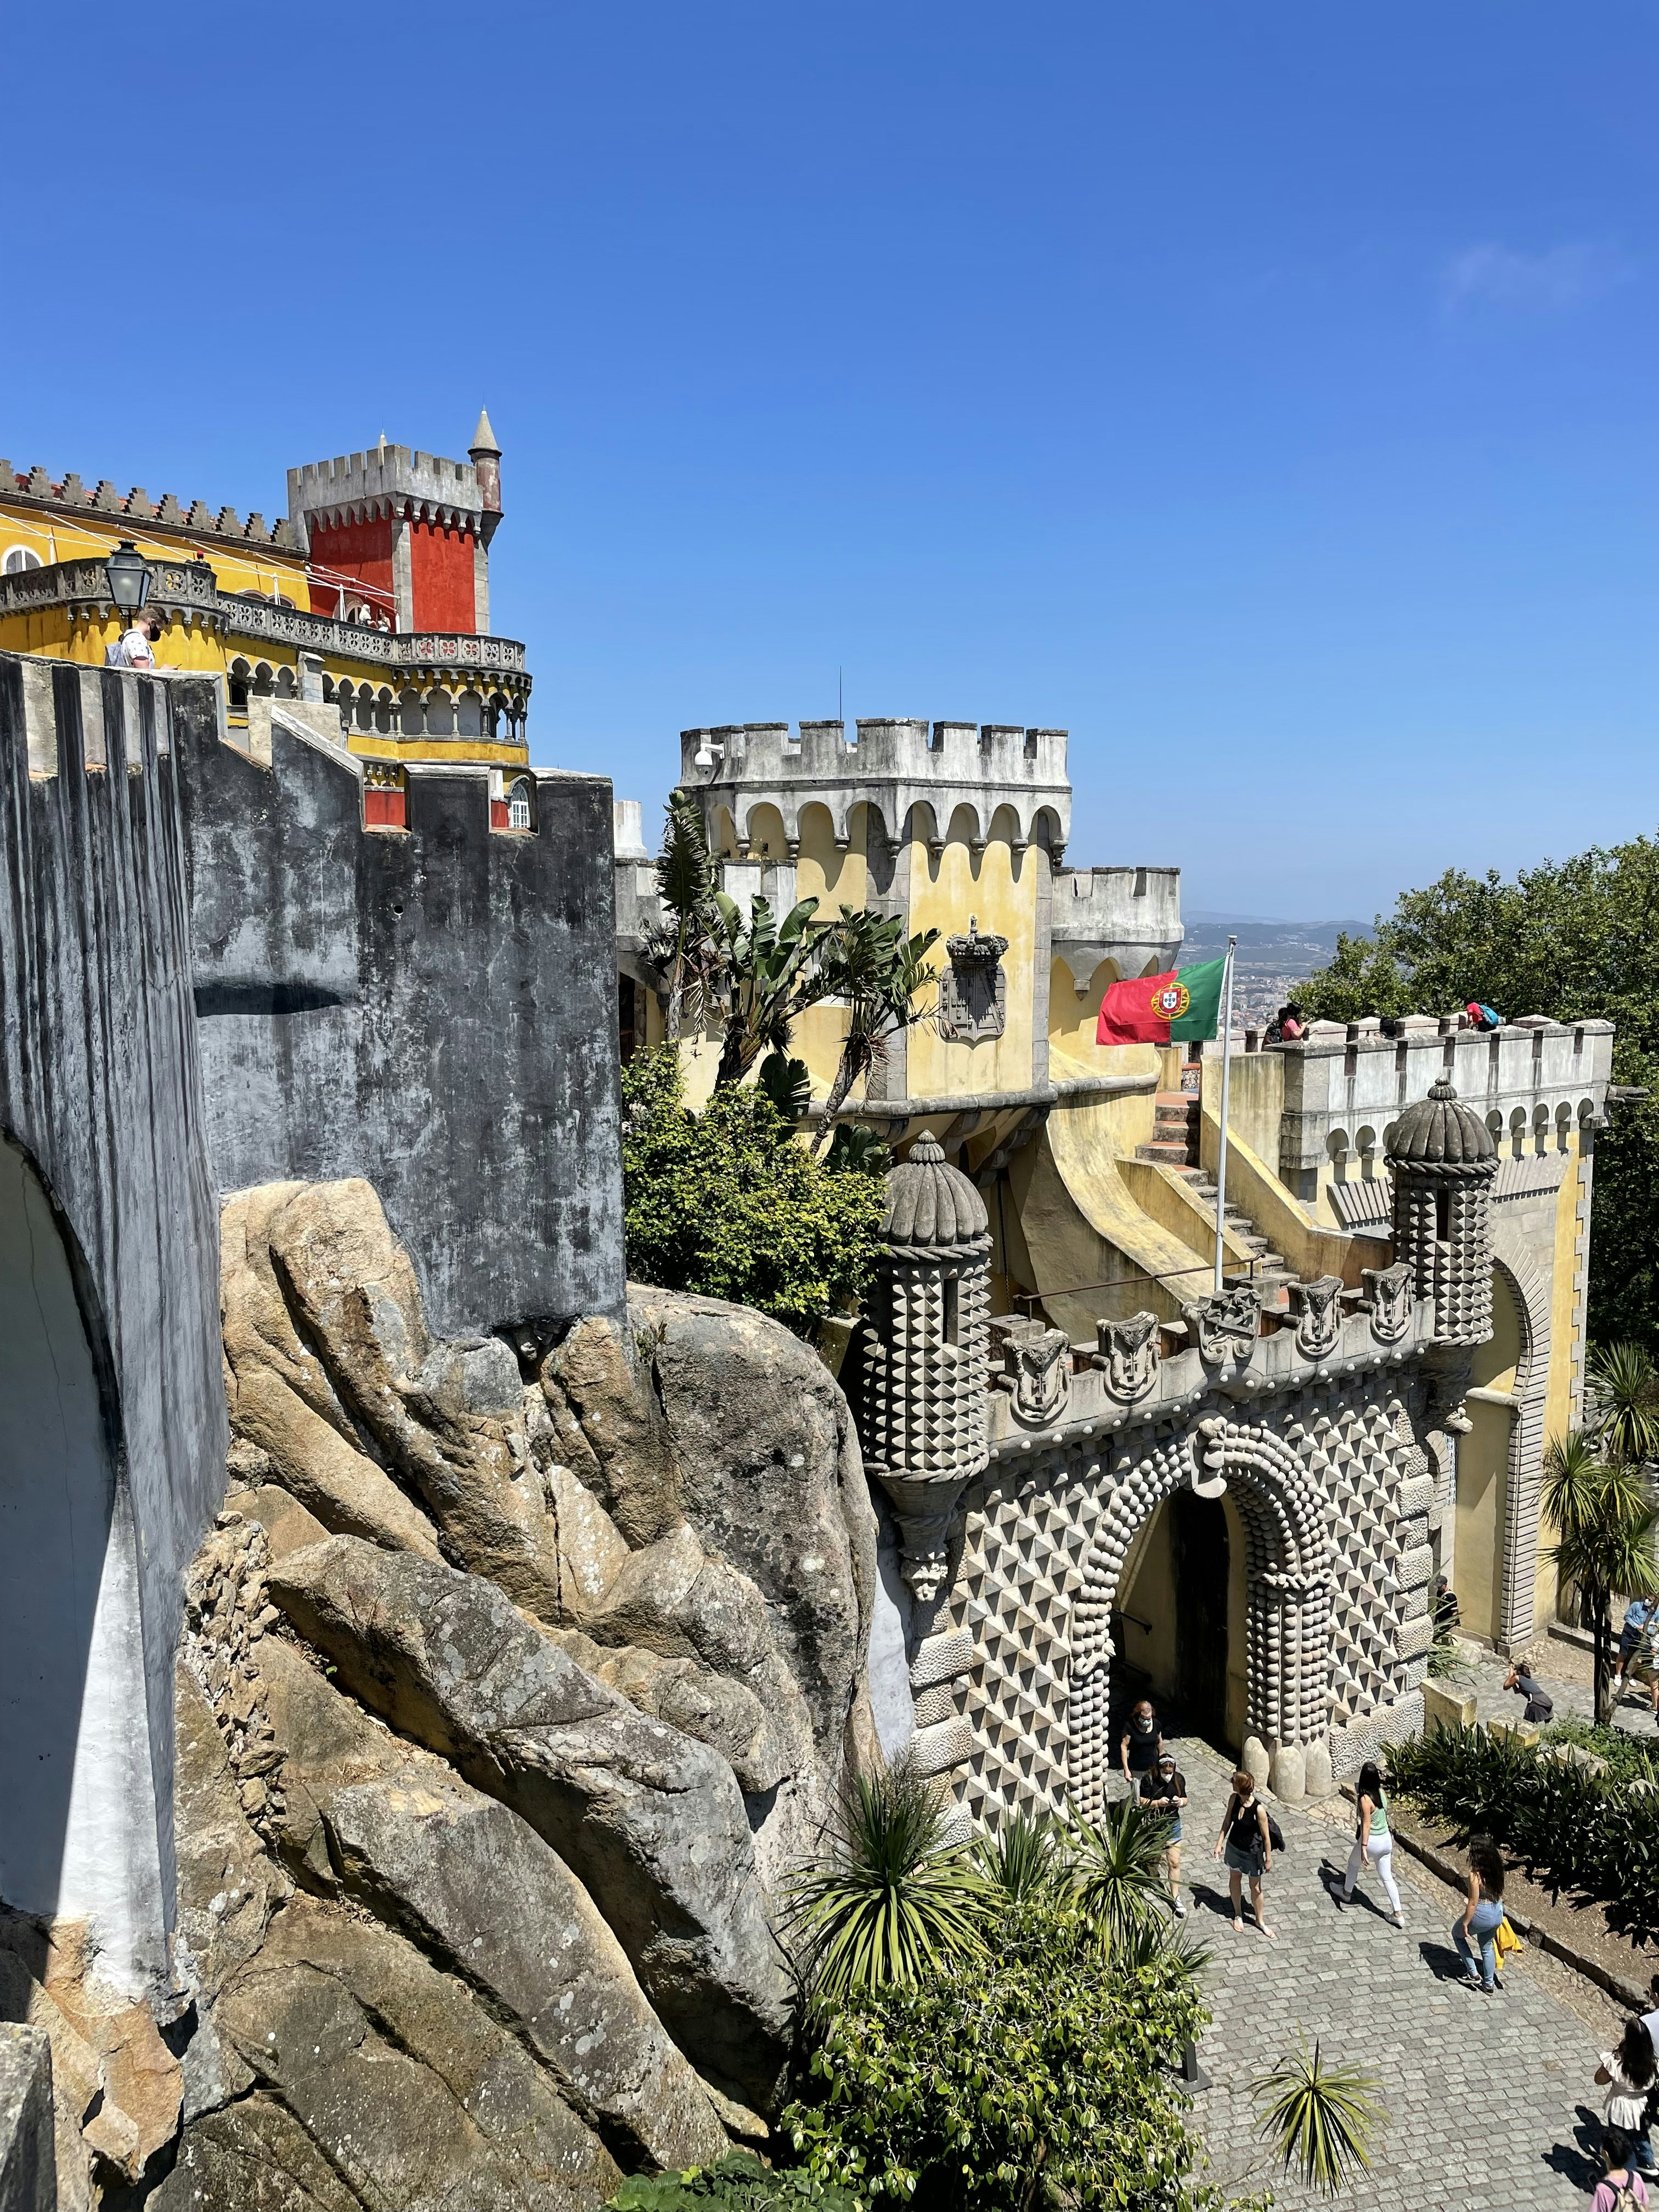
top-left (1097, 959), bottom-right (1227, 1046)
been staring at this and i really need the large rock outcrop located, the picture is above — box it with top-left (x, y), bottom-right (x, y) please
top-left (148, 1179), bottom-right (878, 2210)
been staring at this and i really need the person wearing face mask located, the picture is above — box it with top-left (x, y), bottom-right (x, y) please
top-left (1120, 1700), bottom-right (1162, 1798)
top-left (1139, 1748), bottom-right (1188, 1917)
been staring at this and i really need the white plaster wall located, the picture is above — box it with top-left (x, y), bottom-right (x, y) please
top-left (867, 1511), bottom-right (917, 1760)
top-left (0, 1142), bottom-right (164, 1994)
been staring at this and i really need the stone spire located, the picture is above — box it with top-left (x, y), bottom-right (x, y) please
top-left (469, 409), bottom-right (503, 523)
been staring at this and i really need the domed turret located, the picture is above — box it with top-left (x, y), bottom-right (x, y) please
top-left (1385, 1077), bottom-right (1497, 1345)
top-left (854, 1133), bottom-right (993, 1604)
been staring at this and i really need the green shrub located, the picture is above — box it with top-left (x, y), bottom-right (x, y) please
top-left (608, 2152), bottom-right (858, 2209)
top-left (1387, 1723), bottom-right (1659, 1935)
top-left (621, 1048), bottom-right (885, 1336)
top-left (782, 1899), bottom-right (1238, 2211)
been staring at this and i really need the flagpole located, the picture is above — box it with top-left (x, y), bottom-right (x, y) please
top-left (1214, 935), bottom-right (1237, 1293)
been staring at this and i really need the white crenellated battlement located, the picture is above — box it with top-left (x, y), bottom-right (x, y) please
top-left (287, 444), bottom-right (489, 540)
top-left (1049, 864), bottom-right (1184, 990)
top-left (677, 716), bottom-right (1071, 855)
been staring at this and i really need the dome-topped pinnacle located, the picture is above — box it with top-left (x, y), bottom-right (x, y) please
top-left (1385, 1076), bottom-right (1497, 1167)
top-left (881, 1132), bottom-right (990, 1252)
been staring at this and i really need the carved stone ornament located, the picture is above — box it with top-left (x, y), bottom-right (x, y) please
top-left (1182, 1283), bottom-right (1261, 1367)
top-left (936, 916), bottom-right (1009, 1043)
top-left (992, 1315), bottom-right (1071, 1425)
top-left (874, 1474), bottom-right (968, 1605)
top-left (1093, 1310), bottom-right (1159, 1404)
top-left (1363, 1261), bottom-right (1415, 1345)
top-left (1189, 1415), bottom-right (1230, 1500)
top-left (1286, 1274), bottom-right (1344, 1361)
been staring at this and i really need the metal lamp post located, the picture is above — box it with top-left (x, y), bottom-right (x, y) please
top-left (105, 540), bottom-right (154, 624)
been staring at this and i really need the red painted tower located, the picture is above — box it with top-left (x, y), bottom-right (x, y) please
top-left (286, 414), bottom-right (505, 635)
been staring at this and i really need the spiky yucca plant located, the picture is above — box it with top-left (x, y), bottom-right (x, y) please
top-left (1065, 1795), bottom-right (1173, 1953)
top-left (781, 1759), bottom-right (989, 1999)
top-left (1252, 2035), bottom-right (1383, 2197)
top-left (973, 1807), bottom-right (1069, 1905)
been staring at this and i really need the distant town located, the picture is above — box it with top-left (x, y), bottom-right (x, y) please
top-left (1181, 912), bottom-right (1372, 1030)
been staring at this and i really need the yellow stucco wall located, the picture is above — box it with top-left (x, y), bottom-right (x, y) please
top-left (1458, 1271), bottom-right (1523, 1645)
top-left (906, 833), bottom-right (1038, 1100)
top-left (0, 500), bottom-right (308, 602)
top-left (1199, 1047), bottom-right (1284, 1170)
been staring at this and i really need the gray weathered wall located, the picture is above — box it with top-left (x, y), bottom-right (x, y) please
top-left (0, 654), bottom-right (228, 1961)
top-left (172, 691), bottom-right (625, 1337)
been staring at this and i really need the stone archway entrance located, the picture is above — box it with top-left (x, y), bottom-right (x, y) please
top-left (1171, 1487), bottom-right (1230, 1742)
top-left (0, 1135), bottom-right (163, 1980)
top-left (1069, 1415), bottom-right (1335, 1816)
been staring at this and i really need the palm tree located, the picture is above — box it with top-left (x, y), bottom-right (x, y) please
top-left (809, 910), bottom-right (941, 1153)
top-left (641, 793), bottom-right (725, 1043)
top-left (1252, 2035), bottom-right (1383, 2197)
top-left (779, 1758), bottom-right (989, 1998)
top-left (709, 891), bottom-right (827, 1088)
top-left (1064, 1795), bottom-right (1173, 1953)
top-left (822, 1123), bottom-right (891, 1178)
top-left (1588, 1341), bottom-right (1659, 1468)
top-left (1545, 1428), bottom-right (1659, 1723)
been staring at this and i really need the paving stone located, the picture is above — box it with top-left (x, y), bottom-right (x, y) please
top-left (1149, 1736), bottom-right (1615, 2209)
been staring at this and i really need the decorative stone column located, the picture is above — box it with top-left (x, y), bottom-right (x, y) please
top-left (855, 1133), bottom-right (992, 1604)
top-left (1384, 1077), bottom-right (1497, 1430)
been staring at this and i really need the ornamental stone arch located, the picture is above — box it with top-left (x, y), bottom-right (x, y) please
top-left (1067, 1414), bottom-right (1334, 1819)
top-left (1488, 1223), bottom-right (1553, 1652)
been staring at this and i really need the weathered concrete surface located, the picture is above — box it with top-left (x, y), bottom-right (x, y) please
top-left (267, 1536), bottom-right (793, 2108)
top-left (0, 2023), bottom-right (54, 2212)
top-left (171, 684), bottom-right (624, 1338)
top-left (0, 656), bottom-right (227, 1972)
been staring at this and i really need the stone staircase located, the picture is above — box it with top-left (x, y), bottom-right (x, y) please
top-left (1137, 1090), bottom-right (1199, 1169)
top-left (1136, 1094), bottom-right (1294, 1295)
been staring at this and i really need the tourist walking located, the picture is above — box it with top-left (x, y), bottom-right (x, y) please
top-left (1213, 1767), bottom-right (1275, 1940)
top-left (1617, 1599), bottom-right (1659, 1695)
top-left (1339, 1760), bottom-right (1403, 1926)
top-left (1138, 1748), bottom-right (1188, 1917)
top-left (1594, 2129), bottom-right (1651, 2211)
top-left (1452, 1835), bottom-right (1506, 1992)
top-left (1598, 2021), bottom-right (1658, 2175)
top-left (1119, 1699), bottom-right (1162, 1796)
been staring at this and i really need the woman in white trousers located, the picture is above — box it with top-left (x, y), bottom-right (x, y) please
top-left (1341, 1760), bottom-right (1403, 1927)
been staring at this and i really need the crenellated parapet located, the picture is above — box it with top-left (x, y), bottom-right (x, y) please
top-left (1049, 863), bottom-right (1184, 990)
top-left (677, 717), bottom-right (1072, 858)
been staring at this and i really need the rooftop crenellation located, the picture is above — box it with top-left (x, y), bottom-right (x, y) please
top-left (2, 460), bottom-right (300, 547)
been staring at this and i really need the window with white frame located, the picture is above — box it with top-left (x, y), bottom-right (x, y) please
top-left (3, 547), bottom-right (42, 575)
top-left (507, 777), bottom-right (532, 831)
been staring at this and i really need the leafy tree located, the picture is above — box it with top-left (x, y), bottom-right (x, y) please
top-left (780, 1758), bottom-right (990, 1999)
top-left (621, 1048), bottom-right (884, 1336)
top-left (809, 911), bottom-right (941, 1153)
top-left (1251, 2035), bottom-right (1383, 2199)
top-left (1544, 1429), bottom-right (1659, 1723)
top-left (782, 1899), bottom-right (1250, 2212)
top-left (607, 2153), bottom-right (857, 2211)
top-left (1296, 837), bottom-right (1659, 1348)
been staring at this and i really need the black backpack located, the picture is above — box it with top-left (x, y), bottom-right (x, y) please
top-left (1267, 1811), bottom-right (1286, 1854)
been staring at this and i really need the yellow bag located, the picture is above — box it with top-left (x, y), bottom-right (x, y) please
top-left (1492, 1916), bottom-right (1525, 1967)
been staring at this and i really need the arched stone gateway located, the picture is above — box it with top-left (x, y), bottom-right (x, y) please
top-left (1069, 1416), bottom-right (1334, 1820)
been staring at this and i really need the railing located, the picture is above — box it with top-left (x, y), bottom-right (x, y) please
top-left (0, 557), bottom-right (528, 677)
top-left (1012, 1255), bottom-right (1281, 1329)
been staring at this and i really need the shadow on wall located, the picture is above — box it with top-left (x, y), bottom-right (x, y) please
top-left (0, 1136), bottom-right (165, 1993)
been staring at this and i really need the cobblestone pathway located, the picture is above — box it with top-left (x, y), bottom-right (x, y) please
top-left (1155, 1737), bottom-right (1622, 2209)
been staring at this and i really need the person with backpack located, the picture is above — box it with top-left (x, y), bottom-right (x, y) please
top-left (1452, 1835), bottom-right (1506, 1992)
top-left (1599, 2022), bottom-right (1659, 2175)
top-left (1339, 1760), bottom-right (1403, 1927)
top-left (1596, 2128), bottom-right (1651, 2211)
top-left (1138, 1749), bottom-right (1188, 1918)
top-left (1212, 1766), bottom-right (1275, 1940)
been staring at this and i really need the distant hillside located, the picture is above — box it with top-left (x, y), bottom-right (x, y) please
top-left (1177, 916), bottom-right (1374, 1027)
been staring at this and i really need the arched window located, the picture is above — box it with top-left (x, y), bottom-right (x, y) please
top-left (3, 546), bottom-right (42, 575)
top-left (507, 777), bottom-right (532, 832)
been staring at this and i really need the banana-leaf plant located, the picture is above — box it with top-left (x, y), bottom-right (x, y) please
top-left (709, 891), bottom-right (827, 1088)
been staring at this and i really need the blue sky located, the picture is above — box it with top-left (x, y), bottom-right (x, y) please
top-left (5, 3), bottom-right (1654, 917)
